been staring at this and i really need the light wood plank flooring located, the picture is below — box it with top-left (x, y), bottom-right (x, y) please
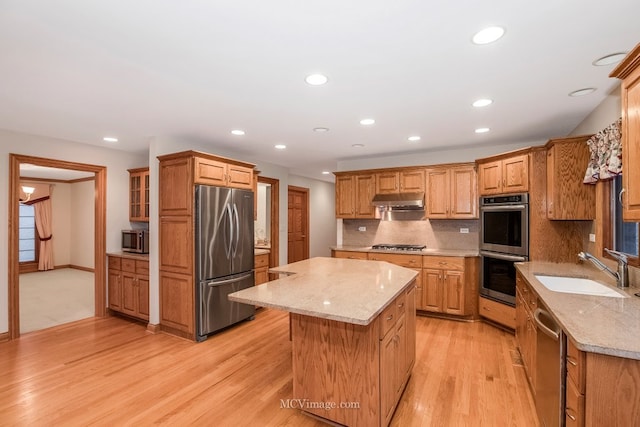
top-left (0, 309), bottom-right (538, 426)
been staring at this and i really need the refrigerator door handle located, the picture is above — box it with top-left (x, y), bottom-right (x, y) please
top-left (232, 203), bottom-right (240, 258)
top-left (206, 272), bottom-right (254, 287)
top-left (225, 204), bottom-right (233, 259)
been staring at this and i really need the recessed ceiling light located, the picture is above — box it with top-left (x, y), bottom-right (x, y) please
top-left (475, 127), bottom-right (490, 134)
top-left (360, 118), bottom-right (375, 125)
top-left (275, 144), bottom-right (287, 150)
top-left (472, 99), bottom-right (493, 107)
top-left (313, 127), bottom-right (330, 132)
top-left (322, 171), bottom-right (330, 175)
top-left (352, 143), bottom-right (365, 148)
top-left (231, 129), bottom-right (245, 136)
top-left (568, 88), bottom-right (596, 97)
top-left (408, 136), bottom-right (421, 142)
top-left (103, 137), bottom-right (118, 142)
top-left (472, 26), bottom-right (505, 45)
top-left (593, 52), bottom-right (627, 66)
top-left (305, 74), bottom-right (328, 86)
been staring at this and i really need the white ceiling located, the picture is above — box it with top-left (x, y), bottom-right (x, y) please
top-left (1, 1), bottom-right (639, 182)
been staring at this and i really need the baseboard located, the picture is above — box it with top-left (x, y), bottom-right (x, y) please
top-left (146, 323), bottom-right (160, 334)
top-left (0, 331), bottom-right (9, 343)
top-left (70, 265), bottom-right (95, 273)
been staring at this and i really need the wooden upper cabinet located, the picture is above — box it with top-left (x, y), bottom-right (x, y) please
top-left (376, 169), bottom-right (425, 194)
top-left (128, 167), bottom-right (150, 222)
top-left (159, 156), bottom-right (193, 217)
top-left (478, 154), bottom-right (529, 195)
top-left (426, 165), bottom-right (477, 219)
top-left (611, 43), bottom-right (640, 221)
top-left (376, 171), bottom-right (399, 194)
top-left (546, 135), bottom-right (595, 220)
top-left (194, 157), bottom-right (253, 189)
top-left (399, 169), bottom-right (425, 192)
top-left (334, 172), bottom-right (376, 219)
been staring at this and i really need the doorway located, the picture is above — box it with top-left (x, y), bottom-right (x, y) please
top-left (257, 176), bottom-right (279, 270)
top-left (8, 154), bottom-right (106, 340)
top-left (288, 186), bottom-right (309, 263)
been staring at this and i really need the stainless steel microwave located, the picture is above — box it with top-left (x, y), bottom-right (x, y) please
top-left (122, 229), bottom-right (149, 253)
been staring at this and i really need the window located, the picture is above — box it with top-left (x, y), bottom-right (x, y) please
top-left (19, 204), bottom-right (36, 262)
top-left (610, 175), bottom-right (639, 261)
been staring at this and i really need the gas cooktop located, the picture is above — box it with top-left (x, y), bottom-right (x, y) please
top-left (371, 244), bottom-right (426, 252)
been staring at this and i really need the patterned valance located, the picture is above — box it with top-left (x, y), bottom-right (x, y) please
top-left (583, 118), bottom-right (622, 184)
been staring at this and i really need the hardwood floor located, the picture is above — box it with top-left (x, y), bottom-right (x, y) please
top-left (0, 309), bottom-right (538, 426)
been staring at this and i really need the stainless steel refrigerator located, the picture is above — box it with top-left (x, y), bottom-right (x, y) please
top-left (195, 185), bottom-right (255, 341)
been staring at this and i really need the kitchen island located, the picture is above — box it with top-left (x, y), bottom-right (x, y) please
top-left (228, 257), bottom-right (418, 427)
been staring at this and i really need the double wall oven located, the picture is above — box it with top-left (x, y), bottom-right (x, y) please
top-left (480, 193), bottom-right (529, 306)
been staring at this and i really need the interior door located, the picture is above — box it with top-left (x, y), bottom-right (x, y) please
top-left (288, 186), bottom-right (309, 263)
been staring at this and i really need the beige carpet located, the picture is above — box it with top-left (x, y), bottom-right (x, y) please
top-left (20, 268), bottom-right (95, 334)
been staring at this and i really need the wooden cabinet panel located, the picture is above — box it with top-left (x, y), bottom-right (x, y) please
top-left (355, 174), bottom-right (376, 218)
top-left (478, 155), bottom-right (528, 195)
top-left (159, 216), bottom-right (193, 275)
top-left (611, 45), bottom-right (640, 220)
top-left (368, 252), bottom-right (422, 268)
top-left (159, 271), bottom-right (194, 334)
top-left (226, 164), bottom-right (254, 189)
top-left (332, 250), bottom-right (368, 260)
top-left (404, 285), bottom-right (416, 378)
top-left (423, 256), bottom-right (464, 270)
top-left (335, 175), bottom-right (356, 218)
top-left (479, 297), bottom-right (516, 329)
top-left (159, 157), bottom-right (193, 216)
top-left (546, 136), bottom-right (595, 220)
top-left (426, 165), bottom-right (477, 219)
top-left (442, 270), bottom-right (464, 315)
top-left (194, 157), bottom-right (226, 186)
top-left (376, 171), bottom-right (399, 194)
top-left (567, 338), bottom-right (586, 394)
top-left (422, 269), bottom-right (443, 312)
top-left (128, 167), bottom-right (150, 222)
top-left (108, 256), bottom-right (149, 321)
top-left (255, 253), bottom-right (270, 285)
top-left (565, 377), bottom-right (585, 427)
top-left (399, 169), bottom-right (425, 192)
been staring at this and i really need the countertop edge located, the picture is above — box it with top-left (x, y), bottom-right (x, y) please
top-left (331, 245), bottom-right (480, 257)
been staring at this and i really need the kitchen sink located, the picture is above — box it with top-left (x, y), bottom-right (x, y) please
top-left (534, 275), bottom-right (626, 298)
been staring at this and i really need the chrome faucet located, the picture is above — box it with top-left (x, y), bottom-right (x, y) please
top-left (578, 249), bottom-right (629, 288)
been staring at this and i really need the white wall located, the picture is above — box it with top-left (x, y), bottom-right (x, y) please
top-left (288, 175), bottom-right (337, 258)
top-left (0, 129), bottom-right (147, 334)
top-left (570, 87), bottom-right (621, 136)
top-left (70, 180), bottom-right (95, 269)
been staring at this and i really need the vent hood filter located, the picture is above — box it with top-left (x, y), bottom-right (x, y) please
top-left (371, 192), bottom-right (425, 209)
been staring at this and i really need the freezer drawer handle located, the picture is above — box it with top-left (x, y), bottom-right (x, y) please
top-left (207, 273), bottom-right (253, 287)
top-left (533, 308), bottom-right (560, 340)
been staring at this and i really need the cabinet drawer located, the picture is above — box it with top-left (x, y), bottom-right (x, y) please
top-left (332, 250), bottom-right (368, 260)
top-left (565, 376), bottom-right (585, 427)
top-left (136, 260), bottom-right (149, 275)
top-left (122, 258), bottom-right (136, 273)
top-left (479, 297), bottom-right (516, 329)
top-left (368, 253), bottom-right (422, 268)
top-left (379, 302), bottom-right (398, 339)
top-left (566, 338), bottom-right (586, 394)
top-left (255, 253), bottom-right (269, 268)
top-left (108, 256), bottom-right (121, 270)
top-left (423, 256), bottom-right (464, 270)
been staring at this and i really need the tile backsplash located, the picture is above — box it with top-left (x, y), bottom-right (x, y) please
top-left (342, 219), bottom-right (479, 250)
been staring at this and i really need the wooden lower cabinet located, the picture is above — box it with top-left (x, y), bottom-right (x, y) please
top-left (107, 255), bottom-right (149, 321)
top-left (479, 296), bottom-right (516, 329)
top-left (290, 285), bottom-right (415, 427)
top-left (331, 250), bottom-right (368, 260)
top-left (255, 253), bottom-right (269, 285)
top-left (420, 256), bottom-right (478, 318)
top-left (159, 270), bottom-right (194, 337)
top-left (515, 273), bottom-right (536, 391)
top-left (564, 337), bottom-right (640, 426)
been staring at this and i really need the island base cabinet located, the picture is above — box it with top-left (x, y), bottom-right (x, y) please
top-left (290, 286), bottom-right (416, 427)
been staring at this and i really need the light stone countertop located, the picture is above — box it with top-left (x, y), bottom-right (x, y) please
top-left (515, 261), bottom-right (640, 360)
top-left (228, 257), bottom-right (418, 326)
top-left (254, 248), bottom-right (270, 256)
top-left (331, 245), bottom-right (480, 257)
top-left (106, 251), bottom-right (149, 261)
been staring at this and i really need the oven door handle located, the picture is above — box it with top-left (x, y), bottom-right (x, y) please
top-left (480, 204), bottom-right (527, 211)
top-left (480, 251), bottom-right (527, 262)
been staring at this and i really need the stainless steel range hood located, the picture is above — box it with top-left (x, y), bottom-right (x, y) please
top-left (372, 192), bottom-right (425, 209)
top-left (372, 192), bottom-right (425, 220)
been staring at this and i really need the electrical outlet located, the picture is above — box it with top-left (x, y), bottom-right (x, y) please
top-left (589, 233), bottom-right (596, 242)
top-left (460, 228), bottom-right (469, 234)
top-left (358, 226), bottom-right (367, 232)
